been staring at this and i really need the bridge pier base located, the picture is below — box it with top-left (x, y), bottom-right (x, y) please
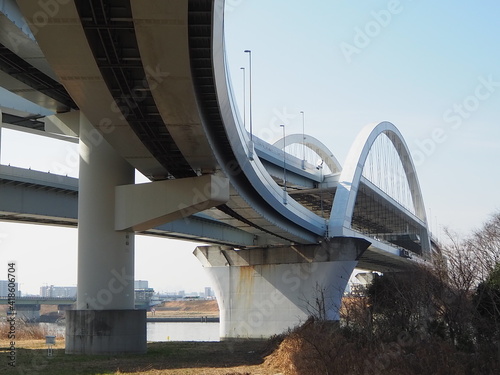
top-left (65, 114), bottom-right (145, 355)
top-left (66, 310), bottom-right (146, 355)
top-left (194, 237), bottom-right (369, 340)
top-left (16, 304), bottom-right (40, 322)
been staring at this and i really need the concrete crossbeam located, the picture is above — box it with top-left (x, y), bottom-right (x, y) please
top-left (44, 111), bottom-right (80, 137)
top-left (115, 175), bottom-right (229, 231)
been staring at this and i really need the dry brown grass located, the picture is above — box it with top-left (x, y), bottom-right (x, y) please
top-left (264, 318), bottom-right (498, 375)
top-left (0, 321), bottom-right (64, 340)
top-left (3, 331), bottom-right (493, 375)
top-left (0, 339), bottom-right (280, 375)
top-left (264, 319), bottom-right (365, 375)
top-left (0, 337), bottom-right (66, 350)
top-left (152, 300), bottom-right (219, 318)
top-left (3, 322), bottom-right (494, 374)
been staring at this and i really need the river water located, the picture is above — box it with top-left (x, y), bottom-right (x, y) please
top-left (39, 322), bottom-right (220, 342)
top-left (147, 322), bottom-right (219, 342)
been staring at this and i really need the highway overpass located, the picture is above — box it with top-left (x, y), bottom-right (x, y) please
top-left (0, 0), bottom-right (434, 354)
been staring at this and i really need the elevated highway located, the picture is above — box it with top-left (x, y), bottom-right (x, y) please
top-left (0, 0), bottom-right (433, 354)
top-left (0, 296), bottom-right (75, 305)
top-left (0, 127), bottom-right (429, 270)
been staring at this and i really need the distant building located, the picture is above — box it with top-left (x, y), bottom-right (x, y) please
top-left (135, 280), bottom-right (149, 289)
top-left (346, 272), bottom-right (378, 296)
top-left (40, 285), bottom-right (77, 298)
top-left (134, 288), bottom-right (155, 305)
top-left (205, 287), bottom-right (213, 299)
top-left (134, 281), bottom-right (153, 306)
top-left (0, 280), bottom-right (21, 297)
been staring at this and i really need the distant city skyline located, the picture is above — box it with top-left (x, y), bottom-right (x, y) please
top-left (0, 280), bottom-right (20, 297)
top-left (1, 277), bottom-right (213, 298)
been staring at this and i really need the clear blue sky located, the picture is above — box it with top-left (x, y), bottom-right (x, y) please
top-left (1, 1), bottom-right (499, 295)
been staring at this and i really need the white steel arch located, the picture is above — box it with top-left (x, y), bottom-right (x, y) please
top-left (272, 134), bottom-right (342, 174)
top-left (329, 121), bottom-right (427, 236)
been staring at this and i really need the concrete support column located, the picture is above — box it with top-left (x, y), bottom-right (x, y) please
top-left (16, 304), bottom-right (40, 322)
top-left (194, 237), bottom-right (370, 340)
top-left (66, 114), bottom-right (146, 354)
top-left (76, 114), bottom-right (135, 310)
top-left (0, 109), bottom-right (2, 164)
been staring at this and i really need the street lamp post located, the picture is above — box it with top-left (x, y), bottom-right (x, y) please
top-left (280, 124), bottom-right (287, 204)
top-left (244, 50), bottom-right (253, 141)
top-left (240, 67), bottom-right (246, 129)
top-left (300, 111), bottom-right (306, 169)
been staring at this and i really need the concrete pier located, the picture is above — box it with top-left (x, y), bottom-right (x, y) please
top-left (15, 304), bottom-right (40, 322)
top-left (194, 237), bottom-right (370, 340)
top-left (65, 114), bottom-right (145, 354)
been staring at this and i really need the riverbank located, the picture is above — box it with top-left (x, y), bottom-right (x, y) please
top-left (147, 316), bottom-right (219, 322)
top-left (0, 299), bottom-right (220, 323)
top-left (151, 299), bottom-right (219, 319)
top-left (0, 338), bottom-right (281, 375)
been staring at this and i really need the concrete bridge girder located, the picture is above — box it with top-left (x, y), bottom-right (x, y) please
top-left (0, 163), bottom-right (260, 246)
top-left (16, 0), bottom-right (168, 178)
top-left (0, 0), bottom-right (73, 112)
top-left (130, 0), bottom-right (218, 172)
top-left (14, 304), bottom-right (40, 322)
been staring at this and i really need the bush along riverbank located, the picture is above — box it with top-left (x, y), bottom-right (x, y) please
top-left (267, 214), bottom-right (500, 374)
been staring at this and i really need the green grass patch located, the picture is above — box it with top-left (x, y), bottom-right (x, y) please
top-left (1, 341), bottom-right (272, 375)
